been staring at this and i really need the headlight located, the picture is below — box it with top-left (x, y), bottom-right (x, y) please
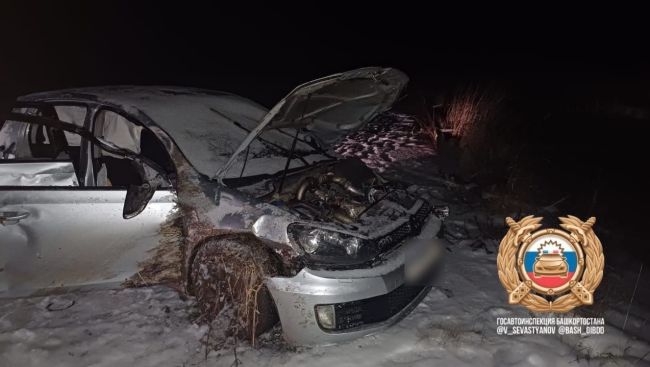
top-left (288, 224), bottom-right (364, 258)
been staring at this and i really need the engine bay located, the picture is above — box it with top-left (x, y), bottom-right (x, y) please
top-left (260, 158), bottom-right (399, 225)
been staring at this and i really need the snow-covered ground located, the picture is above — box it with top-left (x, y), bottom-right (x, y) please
top-left (2, 244), bottom-right (648, 366)
top-left (1, 114), bottom-right (648, 366)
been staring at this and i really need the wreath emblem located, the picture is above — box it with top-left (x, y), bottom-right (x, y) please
top-left (497, 215), bottom-right (605, 312)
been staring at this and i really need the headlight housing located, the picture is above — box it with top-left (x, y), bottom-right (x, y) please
top-left (288, 224), bottom-right (366, 261)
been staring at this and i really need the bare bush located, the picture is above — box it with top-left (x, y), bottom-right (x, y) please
top-left (418, 85), bottom-right (505, 181)
top-left (443, 85), bottom-right (504, 143)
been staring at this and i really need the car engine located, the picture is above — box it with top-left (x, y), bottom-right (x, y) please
top-left (274, 158), bottom-right (392, 224)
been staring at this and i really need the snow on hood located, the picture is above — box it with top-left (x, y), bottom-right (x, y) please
top-left (215, 67), bottom-right (409, 179)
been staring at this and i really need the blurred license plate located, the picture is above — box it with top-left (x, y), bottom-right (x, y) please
top-left (405, 240), bottom-right (442, 284)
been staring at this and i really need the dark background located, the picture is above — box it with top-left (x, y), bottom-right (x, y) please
top-left (1, 3), bottom-right (649, 260)
top-left (2, 3), bottom-right (648, 106)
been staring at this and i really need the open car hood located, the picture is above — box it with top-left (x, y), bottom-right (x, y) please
top-left (215, 67), bottom-right (408, 179)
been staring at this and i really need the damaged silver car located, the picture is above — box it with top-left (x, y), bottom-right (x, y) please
top-left (0, 67), bottom-right (447, 345)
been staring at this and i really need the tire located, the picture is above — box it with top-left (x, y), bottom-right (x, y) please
top-left (190, 237), bottom-right (280, 341)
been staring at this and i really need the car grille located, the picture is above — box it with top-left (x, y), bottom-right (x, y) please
top-left (329, 284), bottom-right (426, 331)
top-left (374, 200), bottom-right (432, 253)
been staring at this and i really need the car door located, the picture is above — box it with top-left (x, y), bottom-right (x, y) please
top-left (0, 105), bottom-right (176, 298)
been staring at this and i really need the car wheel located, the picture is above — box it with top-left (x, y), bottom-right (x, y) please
top-left (190, 236), bottom-right (280, 341)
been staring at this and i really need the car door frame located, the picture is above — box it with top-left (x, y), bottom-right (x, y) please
top-left (0, 106), bottom-right (178, 297)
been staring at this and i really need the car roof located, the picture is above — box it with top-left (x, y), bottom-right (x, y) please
top-left (17, 85), bottom-right (271, 115)
top-left (17, 86), bottom-right (270, 177)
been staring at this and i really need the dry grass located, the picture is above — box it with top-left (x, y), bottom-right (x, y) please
top-left (417, 108), bottom-right (439, 149)
top-left (123, 211), bottom-right (184, 288)
top-left (445, 87), bottom-right (490, 138)
top-left (417, 85), bottom-right (507, 182)
top-left (200, 253), bottom-right (266, 345)
top-left (192, 237), bottom-right (281, 356)
top-left (199, 254), bottom-right (266, 367)
top-left (444, 85), bottom-right (504, 144)
top-left (418, 85), bottom-right (503, 146)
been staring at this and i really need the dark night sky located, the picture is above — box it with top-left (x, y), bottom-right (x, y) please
top-left (1, 3), bottom-right (648, 107)
top-left (1, 3), bottom-right (649, 259)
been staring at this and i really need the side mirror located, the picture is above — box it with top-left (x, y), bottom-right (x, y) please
top-left (123, 181), bottom-right (157, 219)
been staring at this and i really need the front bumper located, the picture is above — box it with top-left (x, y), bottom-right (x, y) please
top-left (266, 217), bottom-right (444, 345)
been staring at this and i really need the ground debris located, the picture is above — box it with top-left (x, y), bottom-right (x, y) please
top-left (123, 210), bottom-right (184, 289)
